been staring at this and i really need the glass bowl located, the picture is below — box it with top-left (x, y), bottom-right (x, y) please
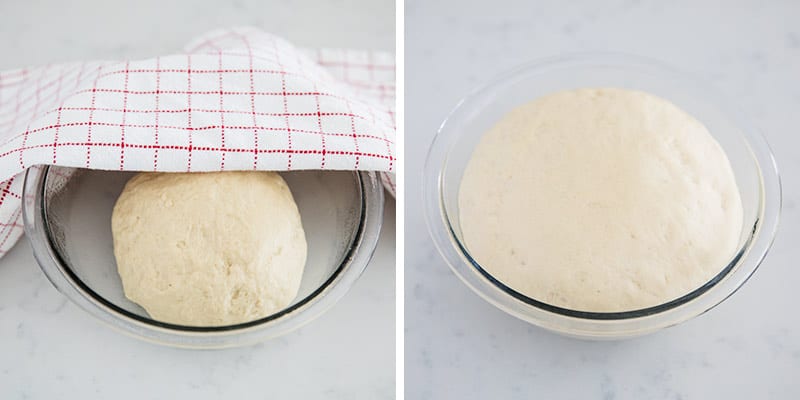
top-left (23, 166), bottom-right (384, 348)
top-left (423, 53), bottom-right (781, 339)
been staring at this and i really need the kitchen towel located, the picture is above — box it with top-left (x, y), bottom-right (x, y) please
top-left (0, 27), bottom-right (396, 257)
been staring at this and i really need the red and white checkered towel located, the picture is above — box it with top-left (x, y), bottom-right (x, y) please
top-left (0, 27), bottom-right (396, 257)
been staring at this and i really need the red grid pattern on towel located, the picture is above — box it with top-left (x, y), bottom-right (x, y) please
top-left (0, 27), bottom-right (396, 256)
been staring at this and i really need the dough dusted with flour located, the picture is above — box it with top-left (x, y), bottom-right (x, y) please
top-left (112, 171), bottom-right (307, 326)
top-left (458, 88), bottom-right (743, 312)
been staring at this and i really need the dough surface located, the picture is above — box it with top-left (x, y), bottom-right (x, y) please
top-left (458, 88), bottom-right (743, 312)
top-left (112, 171), bottom-right (307, 326)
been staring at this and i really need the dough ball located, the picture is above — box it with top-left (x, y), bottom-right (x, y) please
top-left (111, 171), bottom-right (307, 326)
top-left (459, 88), bottom-right (743, 312)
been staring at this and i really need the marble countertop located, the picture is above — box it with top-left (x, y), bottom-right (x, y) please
top-left (0, 0), bottom-right (395, 398)
top-left (406, 0), bottom-right (800, 398)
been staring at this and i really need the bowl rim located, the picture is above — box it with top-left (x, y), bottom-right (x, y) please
top-left (423, 52), bottom-right (781, 338)
top-left (23, 166), bottom-right (385, 348)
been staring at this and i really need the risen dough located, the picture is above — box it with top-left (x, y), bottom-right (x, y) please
top-left (112, 171), bottom-right (307, 326)
top-left (459, 88), bottom-right (743, 312)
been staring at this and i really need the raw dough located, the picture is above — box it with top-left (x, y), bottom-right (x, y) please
top-left (458, 88), bottom-right (743, 312)
top-left (112, 171), bottom-right (307, 326)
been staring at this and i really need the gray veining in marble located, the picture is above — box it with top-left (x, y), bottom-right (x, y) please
top-left (0, 0), bottom-right (395, 398)
top-left (406, 0), bottom-right (800, 398)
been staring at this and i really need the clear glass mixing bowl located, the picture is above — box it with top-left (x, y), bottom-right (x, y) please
top-left (423, 53), bottom-right (781, 339)
top-left (23, 166), bottom-right (384, 348)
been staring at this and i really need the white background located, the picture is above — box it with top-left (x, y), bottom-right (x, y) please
top-left (0, 0), bottom-right (395, 398)
top-left (406, 0), bottom-right (800, 398)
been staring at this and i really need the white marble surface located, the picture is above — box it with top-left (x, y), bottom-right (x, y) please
top-left (0, 0), bottom-right (394, 398)
top-left (406, 0), bottom-right (800, 398)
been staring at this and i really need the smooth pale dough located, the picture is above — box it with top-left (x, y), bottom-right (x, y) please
top-left (459, 88), bottom-right (743, 312)
top-left (112, 171), bottom-right (307, 326)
